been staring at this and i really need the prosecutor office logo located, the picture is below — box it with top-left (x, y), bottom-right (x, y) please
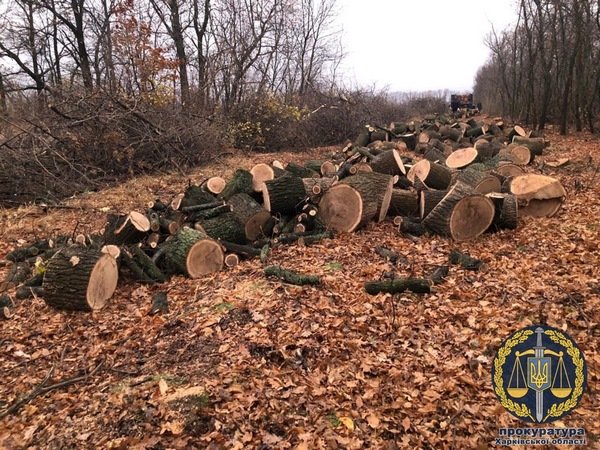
top-left (491, 325), bottom-right (587, 423)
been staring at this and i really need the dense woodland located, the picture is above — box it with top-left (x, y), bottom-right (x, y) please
top-left (474, 0), bottom-right (600, 134)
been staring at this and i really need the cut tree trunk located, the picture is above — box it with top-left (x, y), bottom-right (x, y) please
top-left (302, 177), bottom-right (336, 203)
top-left (220, 169), bottom-right (254, 201)
top-left (264, 265), bottom-right (321, 286)
top-left (448, 195), bottom-right (495, 241)
top-left (439, 126), bottom-right (462, 141)
top-left (388, 189), bottom-right (418, 217)
top-left (494, 164), bottom-right (525, 178)
top-left (407, 160), bottom-right (452, 189)
top-left (250, 163), bottom-right (286, 192)
top-left (198, 212), bottom-right (247, 244)
top-left (103, 212), bottom-right (150, 245)
top-left (457, 170), bottom-right (501, 194)
top-left (449, 250), bottom-right (483, 270)
top-left (422, 181), bottom-right (474, 236)
top-left (224, 253), bottom-right (239, 268)
top-left (419, 189), bottom-right (449, 219)
top-left (228, 193), bottom-right (272, 240)
top-left (520, 198), bottom-right (563, 217)
top-left (512, 136), bottom-right (547, 156)
top-left (502, 145), bottom-right (532, 165)
top-left (285, 162), bottom-right (320, 179)
top-left (368, 149), bottom-right (406, 176)
top-left (509, 174), bottom-right (566, 202)
top-left (43, 249), bottom-right (118, 311)
top-left (487, 193), bottom-right (518, 230)
top-left (320, 161), bottom-right (338, 176)
top-left (446, 147), bottom-right (479, 169)
top-left (161, 227), bottom-right (224, 277)
top-left (262, 175), bottom-right (307, 215)
top-left (341, 172), bottom-right (394, 222)
top-left (180, 185), bottom-right (216, 209)
top-left (424, 147), bottom-right (446, 164)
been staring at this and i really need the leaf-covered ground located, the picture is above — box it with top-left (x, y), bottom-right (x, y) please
top-left (0, 135), bottom-right (599, 449)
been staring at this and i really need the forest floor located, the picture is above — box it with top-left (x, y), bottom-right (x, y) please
top-left (0, 131), bottom-right (599, 450)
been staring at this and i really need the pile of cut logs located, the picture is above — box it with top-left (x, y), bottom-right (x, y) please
top-left (0, 115), bottom-right (566, 314)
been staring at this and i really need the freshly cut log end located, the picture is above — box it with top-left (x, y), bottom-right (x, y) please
top-left (203, 177), bottom-right (227, 195)
top-left (512, 136), bottom-right (547, 156)
top-left (320, 161), bottom-right (338, 176)
top-left (250, 163), bottom-right (276, 192)
top-left (520, 198), bottom-right (563, 217)
top-left (101, 245), bottom-right (121, 259)
top-left (422, 181), bottom-right (474, 236)
top-left (449, 195), bottom-right (496, 241)
top-left (43, 250), bottom-right (118, 311)
top-left (342, 172), bottom-right (394, 222)
top-left (318, 184), bottom-right (364, 232)
top-left (509, 174), bottom-right (566, 201)
top-left (228, 193), bottom-right (271, 240)
top-left (369, 149), bottom-right (406, 176)
top-left (272, 160), bottom-right (285, 170)
top-left (162, 228), bottom-right (224, 278)
top-left (494, 164), bottom-right (525, 178)
top-left (104, 212), bottom-right (151, 245)
top-left (506, 145), bottom-right (532, 165)
top-left (224, 253), bottom-right (240, 268)
top-left (446, 147), bottom-right (479, 169)
top-left (406, 159), bottom-right (452, 190)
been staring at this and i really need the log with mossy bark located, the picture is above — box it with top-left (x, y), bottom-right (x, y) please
top-left (220, 169), bottom-right (254, 201)
top-left (42, 248), bottom-right (119, 311)
top-left (262, 174), bottom-right (308, 215)
top-left (179, 185), bottom-right (217, 209)
top-left (264, 265), bottom-right (321, 286)
top-left (125, 245), bottom-right (166, 282)
top-left (439, 125), bottom-right (462, 142)
top-left (228, 193), bottom-right (272, 240)
top-left (364, 277), bottom-right (431, 295)
top-left (103, 212), bottom-right (151, 245)
top-left (187, 204), bottom-right (231, 222)
top-left (449, 250), bottom-right (483, 270)
top-left (407, 160), bottom-right (452, 190)
top-left (160, 228), bottom-right (224, 278)
top-left (250, 163), bottom-right (287, 192)
top-left (285, 162), bottom-right (320, 179)
top-left (197, 212), bottom-right (248, 244)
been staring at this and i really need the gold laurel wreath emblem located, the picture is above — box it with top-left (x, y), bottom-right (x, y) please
top-left (543, 329), bottom-right (585, 421)
top-left (493, 329), bottom-right (534, 420)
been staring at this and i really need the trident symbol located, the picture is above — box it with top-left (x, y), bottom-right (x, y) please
top-left (530, 359), bottom-right (549, 389)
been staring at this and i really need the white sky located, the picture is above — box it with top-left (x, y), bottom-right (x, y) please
top-left (337, 0), bottom-right (519, 92)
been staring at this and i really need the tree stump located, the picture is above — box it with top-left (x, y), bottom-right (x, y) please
top-left (43, 249), bottom-right (118, 311)
top-left (161, 228), bottom-right (224, 277)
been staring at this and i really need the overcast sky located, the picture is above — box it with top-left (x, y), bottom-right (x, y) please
top-left (337, 0), bottom-right (519, 93)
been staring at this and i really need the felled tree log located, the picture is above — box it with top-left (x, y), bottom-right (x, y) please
top-left (364, 277), bottom-right (431, 295)
top-left (419, 189), bottom-right (449, 219)
top-left (349, 162), bottom-right (373, 175)
top-left (446, 147), bottom-right (479, 169)
top-left (187, 204), bottom-right (231, 222)
top-left (198, 212), bottom-right (247, 244)
top-left (388, 189), bottom-right (418, 217)
top-left (148, 199), bottom-right (168, 212)
top-left (126, 245), bottom-right (166, 282)
top-left (368, 149), bottom-right (406, 176)
top-left (285, 162), bottom-right (320, 179)
top-left (473, 140), bottom-right (496, 160)
top-left (272, 230), bottom-right (334, 246)
top-left (423, 181), bottom-right (493, 240)
top-left (103, 212), bottom-right (151, 246)
top-left (320, 161), bottom-right (338, 176)
top-left (487, 193), bottom-right (519, 230)
top-left (509, 174), bottom-right (566, 202)
top-left (304, 160), bottom-right (326, 173)
top-left (262, 174), bottom-right (308, 215)
top-left (512, 136), bottom-right (547, 156)
top-left (457, 170), bottom-right (501, 194)
top-left (149, 291), bottom-right (169, 315)
top-left (16, 286), bottom-right (45, 300)
top-left (220, 241), bottom-right (262, 259)
top-left (302, 177), bottom-right (336, 203)
top-left (439, 126), bottom-right (462, 141)
top-left (520, 198), bottom-right (563, 217)
top-left (494, 163), bottom-right (525, 178)
top-left (148, 211), bottom-right (160, 232)
top-left (180, 185), bottom-right (216, 209)
top-left (396, 133), bottom-right (417, 151)
top-left (161, 228), bottom-right (224, 277)
top-left (407, 160), bottom-right (452, 190)
top-left (228, 193), bottom-right (272, 240)
top-left (501, 145), bottom-right (532, 165)
top-left (264, 265), bottom-right (321, 286)
top-left (423, 147), bottom-right (446, 164)
top-left (250, 163), bottom-right (287, 192)
top-left (201, 177), bottom-right (226, 195)
top-left (219, 169), bottom-right (254, 201)
top-left (43, 249), bottom-right (118, 311)
top-left (506, 125), bottom-right (527, 140)
top-left (449, 250), bottom-right (483, 270)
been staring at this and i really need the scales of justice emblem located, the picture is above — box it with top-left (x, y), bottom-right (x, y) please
top-left (492, 325), bottom-right (587, 423)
